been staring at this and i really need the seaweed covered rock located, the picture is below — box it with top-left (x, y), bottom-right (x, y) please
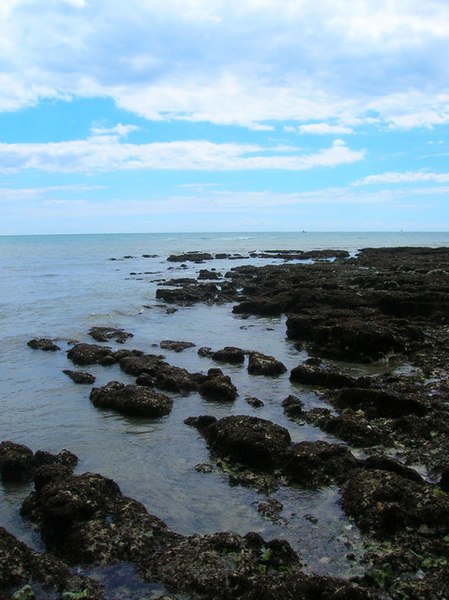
top-left (159, 340), bottom-right (196, 352)
top-left (247, 352), bottom-right (287, 376)
top-left (88, 326), bottom-right (133, 344)
top-left (283, 441), bottom-right (360, 487)
top-left (27, 338), bottom-right (60, 351)
top-left (305, 409), bottom-right (387, 447)
top-left (290, 364), bottom-right (362, 389)
top-left (341, 468), bottom-right (449, 536)
top-left (0, 442), bottom-right (77, 484)
top-left (205, 416), bottom-right (291, 469)
top-left (198, 370), bottom-right (238, 402)
top-left (67, 343), bottom-right (115, 366)
top-left (0, 441), bottom-right (34, 483)
top-left (212, 346), bottom-right (246, 364)
top-left (330, 387), bottom-right (428, 419)
top-left (0, 527), bottom-right (104, 599)
top-left (90, 382), bottom-right (173, 418)
top-left (63, 369), bottom-right (96, 384)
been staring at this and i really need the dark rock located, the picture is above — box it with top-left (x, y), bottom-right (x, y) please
top-left (198, 269), bottom-right (222, 280)
top-left (0, 527), bottom-right (104, 599)
top-left (198, 346), bottom-right (213, 357)
top-left (282, 395), bottom-right (304, 418)
top-left (342, 468), bottom-right (449, 536)
top-left (27, 338), bottom-right (60, 351)
top-left (363, 455), bottom-right (424, 484)
top-left (90, 382), bottom-right (173, 418)
top-left (198, 372), bottom-right (238, 402)
top-left (167, 252), bottom-right (213, 262)
top-left (290, 364), bottom-right (361, 389)
top-left (205, 416), bottom-right (291, 469)
top-left (88, 327), bottom-right (133, 344)
top-left (184, 415), bottom-right (218, 430)
top-left (155, 363), bottom-right (198, 393)
top-left (246, 396), bottom-right (265, 408)
top-left (63, 369), bottom-right (96, 384)
top-left (0, 441), bottom-right (34, 483)
top-left (67, 343), bottom-right (114, 366)
top-left (330, 387), bottom-right (428, 418)
top-left (305, 409), bottom-right (386, 447)
top-left (160, 340), bottom-right (196, 352)
top-left (156, 282), bottom-right (220, 305)
top-left (283, 441), bottom-right (359, 487)
top-left (247, 352), bottom-right (287, 376)
top-left (212, 346), bottom-right (245, 364)
top-left (119, 353), bottom-right (164, 376)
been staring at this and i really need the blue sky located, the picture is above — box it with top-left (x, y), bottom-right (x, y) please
top-left (0, 0), bottom-right (448, 234)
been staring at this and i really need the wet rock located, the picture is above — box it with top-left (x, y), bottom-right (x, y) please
top-left (0, 527), bottom-right (104, 599)
top-left (205, 416), bottom-right (291, 469)
top-left (363, 455), bottom-right (424, 484)
top-left (330, 387), bottom-right (428, 418)
top-left (154, 363), bottom-right (199, 393)
top-left (247, 352), bottom-right (287, 376)
top-left (246, 396), bottom-right (265, 408)
top-left (198, 269), bottom-right (222, 280)
top-left (63, 369), bottom-right (96, 384)
top-left (290, 364), bottom-right (362, 389)
top-left (156, 282), bottom-right (220, 305)
top-left (283, 441), bottom-right (360, 487)
top-left (119, 353), bottom-right (165, 376)
top-left (212, 346), bottom-right (245, 364)
top-left (341, 468), bottom-right (449, 536)
top-left (286, 310), bottom-right (407, 363)
top-left (88, 326), bottom-right (133, 344)
top-left (27, 338), bottom-right (60, 351)
top-left (90, 382), bottom-right (173, 418)
top-left (198, 370), bottom-right (238, 402)
top-left (255, 498), bottom-right (284, 522)
top-left (167, 252), bottom-right (213, 262)
top-left (0, 441), bottom-right (34, 483)
top-left (21, 470), bottom-right (173, 565)
top-left (0, 443), bottom-right (77, 485)
top-left (282, 395), bottom-right (304, 419)
top-left (198, 346), bottom-right (213, 357)
top-left (67, 343), bottom-right (114, 366)
top-left (184, 415), bottom-right (218, 431)
top-left (305, 409), bottom-right (386, 447)
top-left (160, 340), bottom-right (196, 352)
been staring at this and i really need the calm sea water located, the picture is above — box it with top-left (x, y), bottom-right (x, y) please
top-left (1, 231), bottom-right (448, 576)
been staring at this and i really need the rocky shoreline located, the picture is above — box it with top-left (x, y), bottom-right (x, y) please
top-left (3, 246), bottom-right (449, 598)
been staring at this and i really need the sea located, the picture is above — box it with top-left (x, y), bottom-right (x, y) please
top-left (1, 231), bottom-right (449, 578)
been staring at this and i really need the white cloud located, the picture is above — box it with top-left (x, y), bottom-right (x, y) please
top-left (356, 171), bottom-right (449, 185)
top-left (0, 137), bottom-right (364, 173)
top-left (298, 123), bottom-right (353, 135)
top-left (0, 1), bottom-right (448, 128)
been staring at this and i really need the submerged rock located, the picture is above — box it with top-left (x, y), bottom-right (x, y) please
top-left (90, 382), bottom-right (173, 418)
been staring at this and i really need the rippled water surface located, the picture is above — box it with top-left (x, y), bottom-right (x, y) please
top-left (2, 231), bottom-right (449, 577)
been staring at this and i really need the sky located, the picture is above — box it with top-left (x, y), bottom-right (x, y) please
top-left (0, 0), bottom-right (449, 234)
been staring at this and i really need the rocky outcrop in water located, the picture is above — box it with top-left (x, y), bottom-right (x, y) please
top-left (90, 382), bottom-right (173, 418)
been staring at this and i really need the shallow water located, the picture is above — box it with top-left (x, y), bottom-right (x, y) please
top-left (1, 231), bottom-right (448, 578)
